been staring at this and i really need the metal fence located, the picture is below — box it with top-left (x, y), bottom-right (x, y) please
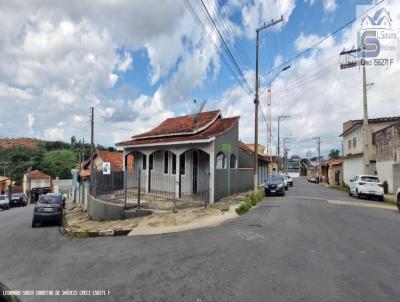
top-left (91, 169), bottom-right (209, 208)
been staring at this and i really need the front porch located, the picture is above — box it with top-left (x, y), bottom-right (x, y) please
top-left (123, 145), bottom-right (212, 205)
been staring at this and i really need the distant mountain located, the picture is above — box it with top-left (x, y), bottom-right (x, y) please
top-left (0, 138), bottom-right (41, 150)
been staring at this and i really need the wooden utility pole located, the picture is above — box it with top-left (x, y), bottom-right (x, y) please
top-left (340, 47), bottom-right (370, 174)
top-left (254, 16), bottom-right (283, 190)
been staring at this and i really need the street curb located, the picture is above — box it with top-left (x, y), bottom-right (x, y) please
top-left (63, 225), bottom-right (132, 238)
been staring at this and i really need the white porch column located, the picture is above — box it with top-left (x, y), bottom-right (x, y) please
top-left (170, 149), bottom-right (184, 200)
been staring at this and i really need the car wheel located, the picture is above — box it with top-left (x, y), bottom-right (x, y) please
top-left (397, 195), bottom-right (400, 211)
top-left (355, 190), bottom-right (359, 199)
top-left (31, 220), bottom-right (36, 228)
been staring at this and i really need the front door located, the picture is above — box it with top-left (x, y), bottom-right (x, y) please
top-left (192, 151), bottom-right (198, 194)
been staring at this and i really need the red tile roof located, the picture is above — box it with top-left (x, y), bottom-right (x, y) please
top-left (24, 170), bottom-right (51, 180)
top-left (80, 151), bottom-right (134, 176)
top-left (132, 110), bottom-right (221, 139)
top-left (117, 116), bottom-right (239, 147)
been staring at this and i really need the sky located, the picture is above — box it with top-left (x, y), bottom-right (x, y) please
top-left (0, 0), bottom-right (399, 159)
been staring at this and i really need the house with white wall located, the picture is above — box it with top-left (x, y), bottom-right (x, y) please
top-left (22, 170), bottom-right (52, 202)
top-left (116, 110), bottom-right (270, 204)
top-left (340, 117), bottom-right (400, 185)
top-left (374, 122), bottom-right (400, 193)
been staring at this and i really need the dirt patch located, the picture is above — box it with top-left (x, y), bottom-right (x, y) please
top-left (64, 191), bottom-right (250, 237)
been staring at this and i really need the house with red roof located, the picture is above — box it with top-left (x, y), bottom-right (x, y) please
top-left (79, 150), bottom-right (134, 179)
top-left (116, 110), bottom-right (269, 203)
top-left (22, 170), bottom-right (52, 202)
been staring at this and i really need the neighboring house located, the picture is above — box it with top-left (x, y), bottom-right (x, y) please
top-left (327, 159), bottom-right (343, 186)
top-left (116, 110), bottom-right (269, 203)
top-left (0, 176), bottom-right (10, 194)
top-left (53, 177), bottom-right (73, 197)
top-left (79, 150), bottom-right (134, 179)
top-left (238, 142), bottom-right (269, 185)
top-left (374, 122), bottom-right (400, 193)
top-left (340, 117), bottom-right (400, 184)
top-left (22, 170), bottom-right (52, 202)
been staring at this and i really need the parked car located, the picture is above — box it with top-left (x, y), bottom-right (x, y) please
top-left (349, 175), bottom-right (384, 201)
top-left (265, 176), bottom-right (286, 196)
top-left (285, 175), bottom-right (294, 187)
top-left (45, 193), bottom-right (65, 208)
top-left (0, 195), bottom-right (10, 210)
top-left (32, 194), bottom-right (64, 227)
top-left (10, 193), bottom-right (27, 207)
top-left (396, 187), bottom-right (400, 212)
top-left (310, 176), bottom-right (318, 183)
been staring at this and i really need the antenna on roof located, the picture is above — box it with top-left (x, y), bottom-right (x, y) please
top-left (191, 99), bottom-right (207, 127)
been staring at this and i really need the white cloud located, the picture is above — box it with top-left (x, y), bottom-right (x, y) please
top-left (27, 114), bottom-right (35, 130)
top-left (241, 0), bottom-right (297, 38)
top-left (323, 0), bottom-right (337, 12)
top-left (295, 32), bottom-right (334, 51)
top-left (44, 127), bottom-right (64, 140)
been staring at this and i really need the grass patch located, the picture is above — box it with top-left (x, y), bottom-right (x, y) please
top-left (383, 197), bottom-right (397, 206)
top-left (235, 190), bottom-right (265, 215)
top-left (67, 230), bottom-right (90, 238)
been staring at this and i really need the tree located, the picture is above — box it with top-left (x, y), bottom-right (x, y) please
top-left (329, 149), bottom-right (340, 160)
top-left (41, 149), bottom-right (77, 179)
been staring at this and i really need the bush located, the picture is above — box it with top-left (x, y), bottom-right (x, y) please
top-left (383, 181), bottom-right (389, 194)
top-left (235, 190), bottom-right (264, 215)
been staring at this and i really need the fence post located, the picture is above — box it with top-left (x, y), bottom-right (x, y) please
top-left (124, 170), bottom-right (127, 210)
top-left (137, 169), bottom-right (141, 209)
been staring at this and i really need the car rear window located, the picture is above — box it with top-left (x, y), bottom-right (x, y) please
top-left (0, 196), bottom-right (5, 200)
top-left (361, 176), bottom-right (380, 183)
top-left (38, 195), bottom-right (61, 204)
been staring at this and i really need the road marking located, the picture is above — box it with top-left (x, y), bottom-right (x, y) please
top-left (327, 200), bottom-right (398, 210)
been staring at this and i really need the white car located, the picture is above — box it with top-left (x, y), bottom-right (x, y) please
top-left (349, 175), bottom-right (384, 201)
top-left (396, 187), bottom-right (400, 211)
top-left (0, 195), bottom-right (10, 210)
top-left (285, 175), bottom-right (293, 187)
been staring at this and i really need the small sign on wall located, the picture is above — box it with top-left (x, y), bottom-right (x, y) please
top-left (102, 162), bottom-right (111, 175)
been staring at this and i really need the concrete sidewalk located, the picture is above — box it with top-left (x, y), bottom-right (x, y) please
top-left (63, 191), bottom-right (251, 237)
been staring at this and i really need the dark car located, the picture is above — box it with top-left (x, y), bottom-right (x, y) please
top-left (10, 193), bottom-right (27, 207)
top-left (265, 176), bottom-right (286, 196)
top-left (32, 195), bottom-right (63, 227)
top-left (46, 193), bottom-right (65, 208)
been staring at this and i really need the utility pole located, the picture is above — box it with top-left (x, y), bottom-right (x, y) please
top-left (277, 115), bottom-right (290, 172)
top-left (89, 107), bottom-right (95, 193)
top-left (339, 47), bottom-right (370, 174)
top-left (313, 136), bottom-right (321, 164)
top-left (254, 16), bottom-right (283, 190)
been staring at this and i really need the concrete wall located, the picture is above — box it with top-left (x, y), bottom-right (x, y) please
top-left (393, 163), bottom-right (400, 194)
top-left (213, 123), bottom-right (239, 201)
top-left (88, 194), bottom-right (125, 221)
top-left (376, 161), bottom-right (394, 193)
top-left (343, 155), bottom-right (363, 185)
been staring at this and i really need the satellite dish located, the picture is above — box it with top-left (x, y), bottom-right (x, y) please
top-left (190, 99), bottom-right (207, 126)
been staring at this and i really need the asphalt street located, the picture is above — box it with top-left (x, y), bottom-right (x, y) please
top-left (1, 177), bottom-right (399, 302)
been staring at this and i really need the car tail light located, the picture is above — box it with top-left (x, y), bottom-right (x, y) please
top-left (359, 182), bottom-right (366, 185)
top-left (34, 207), bottom-right (41, 213)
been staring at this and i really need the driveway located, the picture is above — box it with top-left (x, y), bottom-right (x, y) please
top-left (1, 177), bottom-right (399, 301)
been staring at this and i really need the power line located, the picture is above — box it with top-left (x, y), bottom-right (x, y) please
top-left (262, 0), bottom-right (385, 78)
top-left (199, 0), bottom-right (254, 95)
top-left (183, 0), bottom-right (253, 95)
